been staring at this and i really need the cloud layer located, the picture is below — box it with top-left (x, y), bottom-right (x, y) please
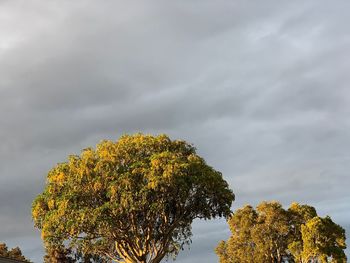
top-left (0, 1), bottom-right (349, 261)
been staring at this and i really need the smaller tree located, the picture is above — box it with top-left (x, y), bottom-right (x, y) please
top-left (8, 247), bottom-right (29, 262)
top-left (0, 242), bottom-right (31, 262)
top-left (216, 201), bottom-right (347, 263)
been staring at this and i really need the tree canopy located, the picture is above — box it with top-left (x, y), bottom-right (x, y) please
top-left (32, 134), bottom-right (234, 263)
top-left (216, 201), bottom-right (346, 263)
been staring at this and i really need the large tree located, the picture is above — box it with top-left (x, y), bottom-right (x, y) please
top-left (32, 134), bottom-right (234, 263)
top-left (216, 201), bottom-right (346, 263)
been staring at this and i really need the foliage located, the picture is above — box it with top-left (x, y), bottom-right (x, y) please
top-left (0, 242), bottom-right (31, 262)
top-left (32, 134), bottom-right (234, 263)
top-left (216, 201), bottom-right (347, 263)
top-left (216, 205), bottom-right (258, 263)
top-left (43, 244), bottom-right (106, 263)
top-left (43, 244), bottom-right (75, 263)
top-left (301, 216), bottom-right (347, 262)
top-left (287, 202), bottom-right (317, 262)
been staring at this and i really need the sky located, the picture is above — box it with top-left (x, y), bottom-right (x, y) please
top-left (0, 0), bottom-right (349, 262)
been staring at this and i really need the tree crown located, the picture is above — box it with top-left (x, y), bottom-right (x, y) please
top-left (216, 201), bottom-right (346, 263)
top-left (33, 134), bottom-right (234, 263)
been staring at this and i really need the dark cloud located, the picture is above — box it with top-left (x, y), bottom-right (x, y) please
top-left (0, 0), bottom-right (349, 262)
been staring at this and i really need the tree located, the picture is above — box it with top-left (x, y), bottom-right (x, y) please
top-left (215, 202), bottom-right (290, 263)
top-left (8, 247), bottom-right (29, 262)
top-left (32, 134), bottom-right (234, 263)
top-left (215, 201), bottom-right (347, 263)
top-left (0, 242), bottom-right (31, 262)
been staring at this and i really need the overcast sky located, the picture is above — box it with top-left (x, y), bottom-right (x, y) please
top-left (0, 1), bottom-right (349, 262)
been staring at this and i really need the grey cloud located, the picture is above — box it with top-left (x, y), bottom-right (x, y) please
top-left (0, 0), bottom-right (349, 262)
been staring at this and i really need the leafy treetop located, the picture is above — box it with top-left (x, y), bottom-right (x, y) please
top-left (32, 134), bottom-right (234, 263)
top-left (216, 201), bottom-right (346, 263)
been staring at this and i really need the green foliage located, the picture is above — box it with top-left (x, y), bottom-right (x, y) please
top-left (43, 244), bottom-right (106, 263)
top-left (253, 202), bottom-right (290, 262)
top-left (215, 205), bottom-right (258, 263)
top-left (216, 201), bottom-right (347, 263)
top-left (301, 216), bottom-right (347, 262)
top-left (287, 202), bottom-right (318, 262)
top-left (32, 134), bottom-right (234, 263)
top-left (43, 244), bottom-right (75, 263)
top-left (0, 242), bottom-right (31, 262)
